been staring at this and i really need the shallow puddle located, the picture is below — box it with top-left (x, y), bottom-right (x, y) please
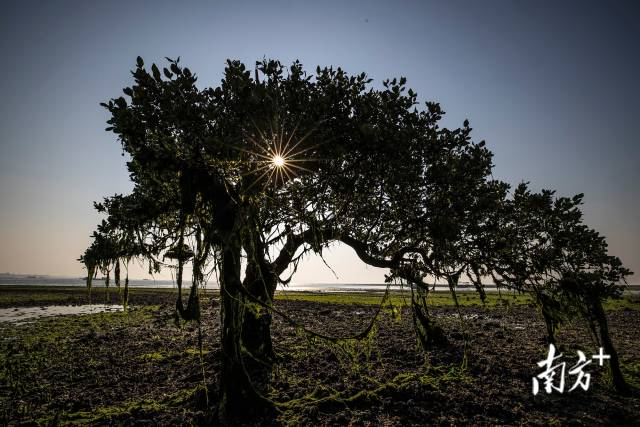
top-left (0, 304), bottom-right (124, 324)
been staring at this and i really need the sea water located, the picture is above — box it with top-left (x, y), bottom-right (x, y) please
top-left (0, 304), bottom-right (124, 324)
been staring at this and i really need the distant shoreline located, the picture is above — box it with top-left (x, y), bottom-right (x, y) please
top-left (1, 281), bottom-right (638, 295)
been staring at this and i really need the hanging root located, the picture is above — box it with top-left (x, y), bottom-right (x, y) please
top-left (114, 260), bottom-right (121, 289)
top-left (535, 293), bottom-right (563, 346)
top-left (123, 273), bottom-right (129, 311)
top-left (85, 263), bottom-right (95, 290)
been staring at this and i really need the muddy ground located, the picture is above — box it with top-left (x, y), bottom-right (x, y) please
top-left (1, 287), bottom-right (639, 426)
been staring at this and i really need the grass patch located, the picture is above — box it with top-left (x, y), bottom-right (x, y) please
top-left (0, 291), bottom-right (75, 306)
top-left (276, 290), bottom-right (534, 307)
top-left (603, 294), bottom-right (640, 311)
top-left (276, 290), bottom-right (640, 311)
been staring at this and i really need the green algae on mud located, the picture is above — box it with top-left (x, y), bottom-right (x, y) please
top-left (57, 384), bottom-right (208, 425)
top-left (1, 289), bottom-right (639, 426)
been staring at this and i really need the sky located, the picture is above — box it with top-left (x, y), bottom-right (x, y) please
top-left (0, 0), bottom-right (638, 284)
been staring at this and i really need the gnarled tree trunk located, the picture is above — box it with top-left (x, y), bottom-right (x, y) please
top-left (592, 299), bottom-right (629, 395)
top-left (241, 256), bottom-right (277, 376)
top-left (218, 231), bottom-right (276, 423)
top-left (411, 286), bottom-right (446, 348)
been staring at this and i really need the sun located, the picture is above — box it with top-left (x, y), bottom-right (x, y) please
top-left (230, 119), bottom-right (323, 192)
top-left (272, 155), bottom-right (285, 167)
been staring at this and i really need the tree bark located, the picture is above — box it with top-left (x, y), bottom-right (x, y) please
top-left (411, 285), bottom-right (446, 348)
top-left (242, 253), bottom-right (277, 362)
top-left (592, 299), bottom-right (630, 395)
top-left (218, 232), bottom-right (275, 423)
top-left (219, 235), bottom-right (251, 421)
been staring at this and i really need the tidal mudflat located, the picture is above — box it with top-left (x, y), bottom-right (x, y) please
top-left (1, 287), bottom-right (639, 425)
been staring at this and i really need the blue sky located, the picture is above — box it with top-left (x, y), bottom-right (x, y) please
top-left (1, 0), bottom-right (638, 283)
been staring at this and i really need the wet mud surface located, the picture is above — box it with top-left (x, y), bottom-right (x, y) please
top-left (1, 288), bottom-right (639, 426)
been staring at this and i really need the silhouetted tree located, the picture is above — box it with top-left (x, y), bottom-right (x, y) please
top-left (491, 183), bottom-right (632, 393)
top-left (81, 57), bottom-right (633, 422)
